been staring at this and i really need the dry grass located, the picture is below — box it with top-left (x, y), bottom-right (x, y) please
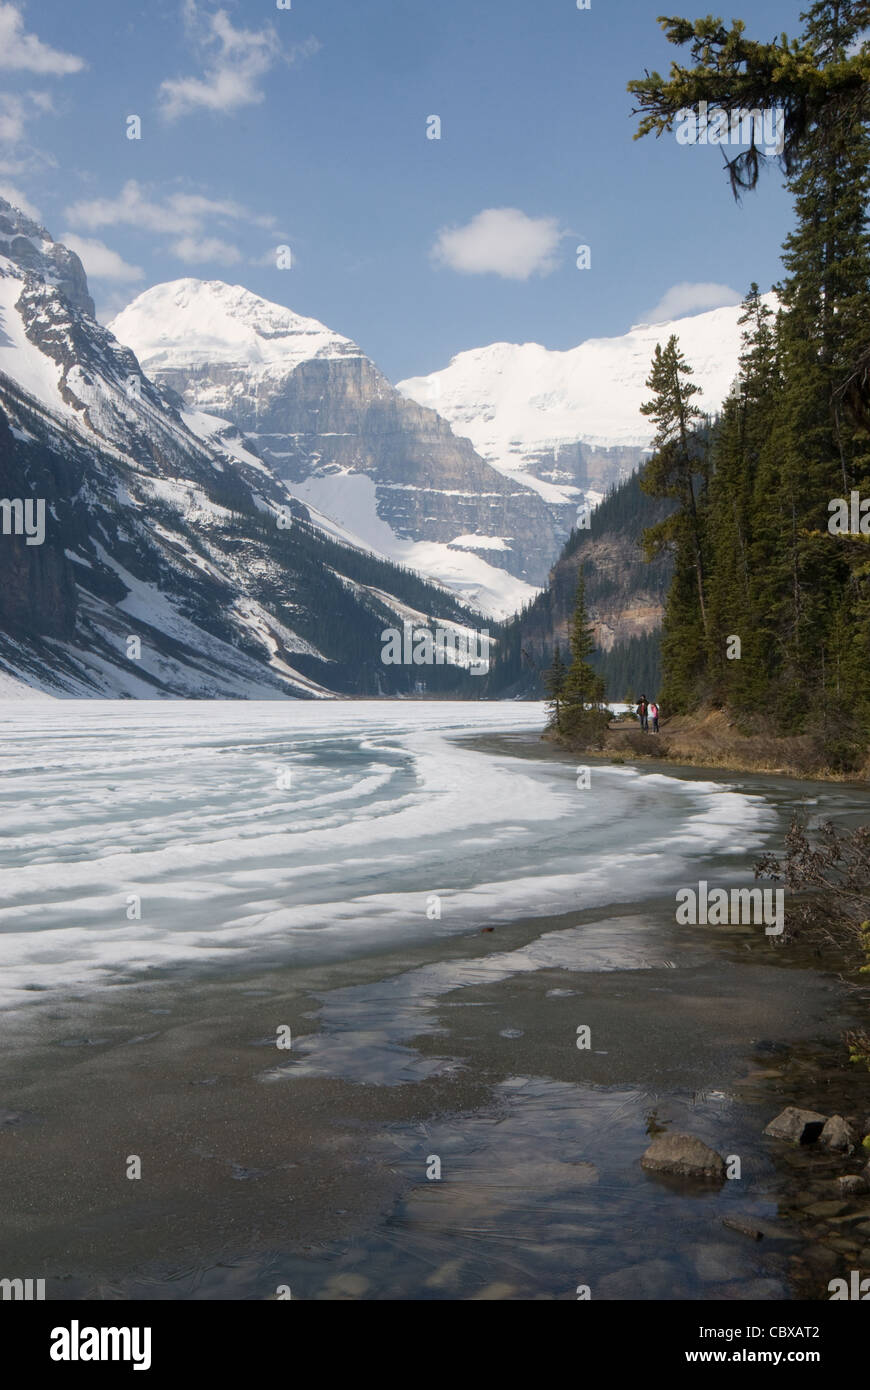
top-left (555, 706), bottom-right (870, 784)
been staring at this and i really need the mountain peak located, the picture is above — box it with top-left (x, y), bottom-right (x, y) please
top-left (398, 294), bottom-right (779, 460)
top-left (109, 278), bottom-right (362, 374)
top-left (0, 196), bottom-right (94, 318)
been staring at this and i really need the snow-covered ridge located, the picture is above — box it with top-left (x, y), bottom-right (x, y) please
top-left (397, 295), bottom-right (779, 472)
top-left (109, 279), bottom-right (363, 373)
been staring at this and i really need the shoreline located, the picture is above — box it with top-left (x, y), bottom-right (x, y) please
top-left (545, 707), bottom-right (870, 786)
top-left (469, 730), bottom-right (870, 1293)
top-left (2, 721), bottom-right (869, 1300)
top-left (3, 905), bottom-right (866, 1301)
top-left (3, 888), bottom-right (869, 1298)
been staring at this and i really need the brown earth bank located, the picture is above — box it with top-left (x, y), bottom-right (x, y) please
top-left (546, 706), bottom-right (870, 785)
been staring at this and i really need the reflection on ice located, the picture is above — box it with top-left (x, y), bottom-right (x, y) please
top-left (261, 916), bottom-right (707, 1086)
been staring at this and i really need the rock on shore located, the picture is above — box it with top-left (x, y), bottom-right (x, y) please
top-left (764, 1107), bottom-right (828, 1144)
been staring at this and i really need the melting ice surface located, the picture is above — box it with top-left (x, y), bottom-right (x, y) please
top-left (0, 700), bottom-right (775, 1006)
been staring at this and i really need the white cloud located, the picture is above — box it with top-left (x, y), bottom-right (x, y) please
top-left (0, 3), bottom-right (84, 75)
top-left (158, 3), bottom-right (318, 121)
top-left (0, 90), bottom-right (58, 151)
top-left (0, 181), bottom-right (40, 219)
top-left (431, 208), bottom-right (563, 281)
top-left (65, 181), bottom-right (267, 237)
top-left (60, 233), bottom-right (144, 283)
top-left (0, 95), bottom-right (27, 143)
top-left (170, 234), bottom-right (242, 264)
top-left (169, 191), bottom-right (275, 229)
top-left (64, 180), bottom-right (271, 271)
top-left (638, 282), bottom-right (743, 325)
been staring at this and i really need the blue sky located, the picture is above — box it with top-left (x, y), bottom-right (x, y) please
top-left (1, 0), bottom-right (802, 380)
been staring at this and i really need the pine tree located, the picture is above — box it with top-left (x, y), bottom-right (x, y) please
top-left (769, 5), bottom-right (870, 727)
top-left (630, 3), bottom-right (870, 749)
top-left (639, 337), bottom-right (710, 709)
top-left (628, 7), bottom-right (870, 198)
top-left (563, 566), bottom-right (600, 712)
top-left (707, 285), bottom-right (781, 711)
top-left (544, 643), bottom-right (568, 730)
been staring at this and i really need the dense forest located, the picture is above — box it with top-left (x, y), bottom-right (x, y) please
top-left (551, 0), bottom-right (870, 766)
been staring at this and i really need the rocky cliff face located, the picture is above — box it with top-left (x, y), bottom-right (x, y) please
top-left (170, 353), bottom-right (555, 573)
top-left (0, 201), bottom-right (94, 317)
top-left (544, 533), bottom-right (668, 657)
top-left (110, 281), bottom-right (558, 594)
top-left (517, 439), bottom-right (645, 512)
top-left (486, 470), bottom-right (674, 697)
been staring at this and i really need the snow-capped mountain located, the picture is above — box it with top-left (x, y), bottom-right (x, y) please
top-left (110, 278), bottom-right (361, 377)
top-left (110, 280), bottom-right (556, 612)
top-left (0, 199), bottom-right (489, 698)
top-left (0, 200), bottom-right (94, 317)
top-left (397, 297), bottom-right (779, 504)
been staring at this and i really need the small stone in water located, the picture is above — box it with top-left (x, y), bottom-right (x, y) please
top-left (721, 1216), bottom-right (763, 1240)
top-left (641, 1132), bottom-right (726, 1181)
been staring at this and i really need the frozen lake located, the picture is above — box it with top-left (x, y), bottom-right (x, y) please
top-left (1, 699), bottom-right (868, 1302)
top-left (0, 700), bottom-right (776, 1007)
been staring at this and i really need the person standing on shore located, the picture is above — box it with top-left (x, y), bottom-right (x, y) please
top-left (636, 694), bottom-right (648, 732)
top-left (650, 700), bottom-right (659, 733)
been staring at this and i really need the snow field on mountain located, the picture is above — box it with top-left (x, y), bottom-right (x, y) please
top-left (286, 471), bottom-right (539, 619)
top-left (397, 296), bottom-right (779, 478)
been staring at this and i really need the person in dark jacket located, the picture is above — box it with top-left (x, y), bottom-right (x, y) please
top-left (636, 695), bottom-right (648, 732)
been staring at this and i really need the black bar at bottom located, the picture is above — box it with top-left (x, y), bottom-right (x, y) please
top-left (5, 1296), bottom-right (865, 1375)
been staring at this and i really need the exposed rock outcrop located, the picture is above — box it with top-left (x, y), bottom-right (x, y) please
top-left (0, 200), bottom-right (94, 317)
